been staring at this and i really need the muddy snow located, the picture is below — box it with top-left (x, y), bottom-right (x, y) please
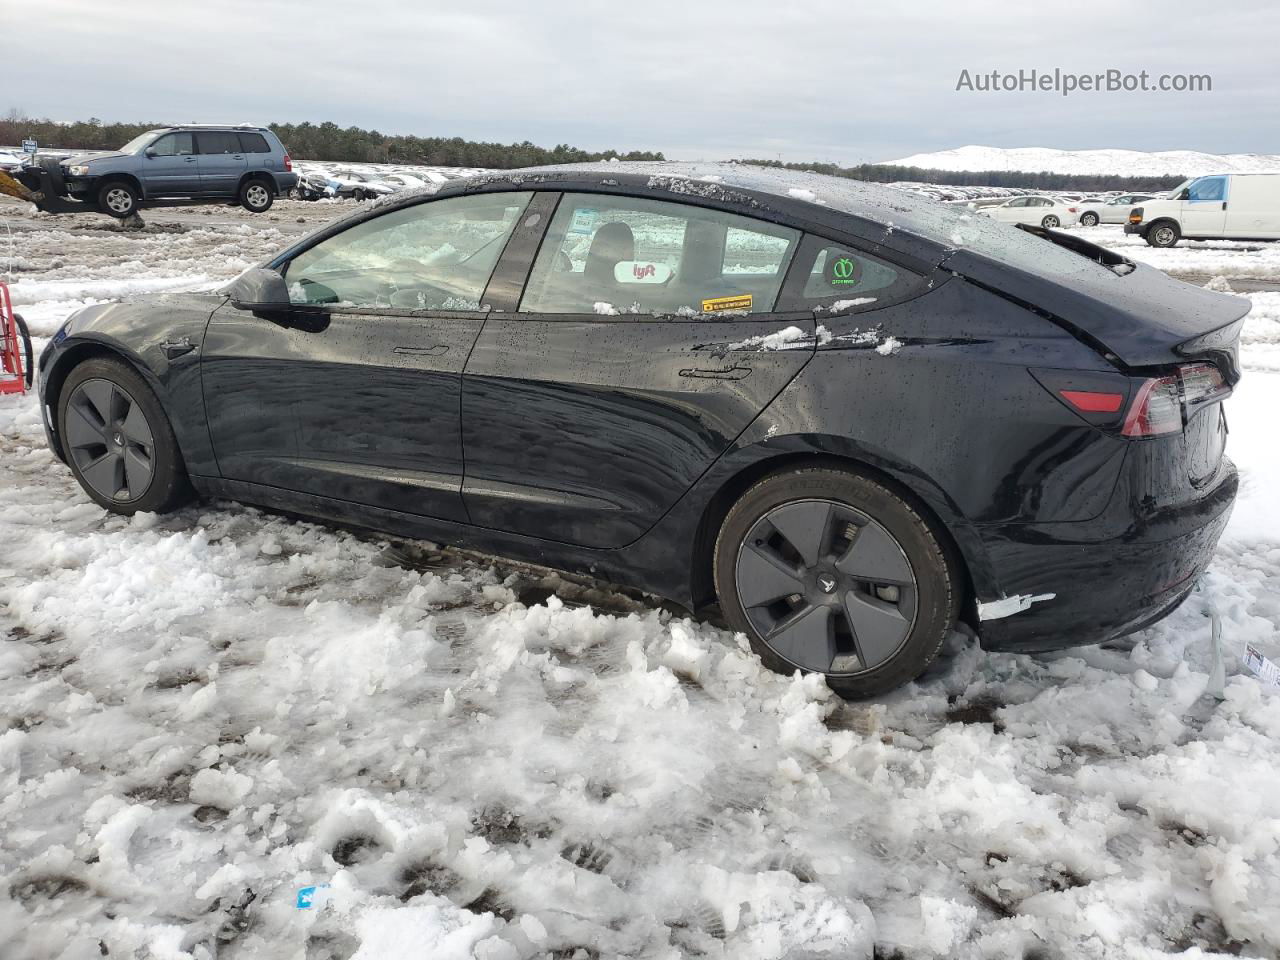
top-left (2, 197), bottom-right (1279, 960)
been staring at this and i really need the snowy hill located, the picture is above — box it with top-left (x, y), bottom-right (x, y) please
top-left (881, 145), bottom-right (1280, 177)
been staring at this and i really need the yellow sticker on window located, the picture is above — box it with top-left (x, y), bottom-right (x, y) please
top-left (701, 294), bottom-right (753, 313)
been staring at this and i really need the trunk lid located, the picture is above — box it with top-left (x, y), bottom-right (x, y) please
top-left (943, 227), bottom-right (1250, 376)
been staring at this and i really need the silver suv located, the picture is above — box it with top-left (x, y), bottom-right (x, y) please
top-left (57, 125), bottom-right (297, 218)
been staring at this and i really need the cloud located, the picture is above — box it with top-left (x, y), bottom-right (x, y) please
top-left (9, 0), bottom-right (1277, 162)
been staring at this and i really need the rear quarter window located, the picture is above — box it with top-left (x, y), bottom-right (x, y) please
top-left (777, 235), bottom-right (928, 313)
top-left (238, 132), bottom-right (271, 153)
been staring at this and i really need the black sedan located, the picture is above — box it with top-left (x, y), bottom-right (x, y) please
top-left (37, 163), bottom-right (1248, 698)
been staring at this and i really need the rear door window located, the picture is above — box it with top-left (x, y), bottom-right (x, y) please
top-left (519, 193), bottom-right (799, 316)
top-left (197, 131), bottom-right (243, 155)
top-left (776, 235), bottom-right (927, 313)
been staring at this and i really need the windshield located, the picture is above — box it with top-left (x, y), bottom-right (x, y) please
top-left (119, 130), bottom-right (164, 154)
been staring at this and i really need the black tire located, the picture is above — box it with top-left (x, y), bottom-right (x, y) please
top-left (1146, 221), bottom-right (1180, 248)
top-left (57, 357), bottom-right (193, 515)
top-left (97, 179), bottom-right (138, 219)
top-left (1080, 212), bottom-right (1100, 227)
top-left (12, 313), bottom-right (33, 389)
top-left (239, 179), bottom-right (274, 213)
top-left (714, 466), bottom-right (958, 699)
top-left (1041, 215), bottom-right (1060, 229)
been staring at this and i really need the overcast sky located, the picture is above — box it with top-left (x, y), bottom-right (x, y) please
top-left (10, 0), bottom-right (1278, 163)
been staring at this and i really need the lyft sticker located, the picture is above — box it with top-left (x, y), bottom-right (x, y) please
top-left (614, 261), bottom-right (672, 284)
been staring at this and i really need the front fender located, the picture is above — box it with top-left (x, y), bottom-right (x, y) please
top-left (39, 293), bottom-right (226, 476)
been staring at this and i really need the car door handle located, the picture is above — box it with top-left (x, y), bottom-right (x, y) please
top-left (394, 345), bottom-right (449, 357)
top-left (679, 366), bottom-right (752, 380)
top-left (161, 336), bottom-right (195, 359)
top-left (185, 157), bottom-right (197, 163)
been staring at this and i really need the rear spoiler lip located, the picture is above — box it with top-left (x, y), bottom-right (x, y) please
top-left (941, 247), bottom-right (1251, 373)
top-left (1176, 314), bottom-right (1247, 385)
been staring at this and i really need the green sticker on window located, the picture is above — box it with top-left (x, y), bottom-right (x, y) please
top-left (830, 256), bottom-right (861, 286)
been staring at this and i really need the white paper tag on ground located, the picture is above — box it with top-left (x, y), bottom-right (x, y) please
top-left (1243, 644), bottom-right (1280, 689)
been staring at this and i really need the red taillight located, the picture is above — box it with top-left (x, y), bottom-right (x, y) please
top-left (1068, 206), bottom-right (1078, 213)
top-left (283, 154), bottom-right (293, 172)
top-left (1121, 363), bottom-right (1230, 437)
top-left (1059, 390), bottom-right (1124, 413)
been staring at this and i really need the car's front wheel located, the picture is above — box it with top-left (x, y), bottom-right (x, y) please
top-left (57, 357), bottom-right (193, 515)
top-left (1079, 212), bottom-right (1100, 226)
top-left (714, 466), bottom-right (958, 699)
top-left (239, 179), bottom-right (274, 213)
top-left (1147, 221), bottom-right (1181, 248)
top-left (97, 179), bottom-right (138, 218)
top-left (1041, 214), bottom-right (1061, 229)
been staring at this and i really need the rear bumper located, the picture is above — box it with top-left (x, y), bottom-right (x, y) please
top-left (974, 457), bottom-right (1236, 652)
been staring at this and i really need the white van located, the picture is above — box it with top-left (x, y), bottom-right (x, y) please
top-left (1125, 172), bottom-right (1280, 247)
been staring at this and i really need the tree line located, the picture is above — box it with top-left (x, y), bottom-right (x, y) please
top-left (2, 113), bottom-right (1188, 190)
top-left (0, 114), bottom-right (665, 168)
top-left (735, 158), bottom-right (1185, 193)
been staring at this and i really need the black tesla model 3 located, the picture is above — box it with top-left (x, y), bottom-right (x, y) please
top-left (37, 163), bottom-right (1248, 697)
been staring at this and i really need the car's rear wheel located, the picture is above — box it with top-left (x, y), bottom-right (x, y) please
top-left (97, 179), bottom-right (138, 219)
top-left (239, 179), bottom-right (274, 213)
top-left (714, 466), bottom-right (958, 699)
top-left (1080, 212), bottom-right (1100, 226)
top-left (1041, 214), bottom-right (1061, 229)
top-left (1147, 221), bottom-right (1181, 248)
top-left (57, 357), bottom-right (193, 515)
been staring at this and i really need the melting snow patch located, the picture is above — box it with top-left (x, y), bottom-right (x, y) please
top-left (875, 336), bottom-right (903, 356)
top-left (727, 325), bottom-right (814, 351)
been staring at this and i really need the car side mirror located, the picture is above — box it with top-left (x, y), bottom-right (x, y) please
top-left (223, 267), bottom-right (291, 310)
top-left (1178, 189), bottom-right (1190, 200)
top-left (144, 147), bottom-right (157, 158)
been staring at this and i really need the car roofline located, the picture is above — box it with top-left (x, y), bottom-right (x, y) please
top-left (338, 167), bottom-right (955, 270)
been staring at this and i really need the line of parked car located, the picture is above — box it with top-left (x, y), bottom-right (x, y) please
top-left (971, 173), bottom-right (1280, 247)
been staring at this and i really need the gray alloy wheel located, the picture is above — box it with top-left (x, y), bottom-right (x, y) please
top-left (64, 378), bottom-right (156, 502)
top-left (98, 180), bottom-right (137, 218)
top-left (1041, 215), bottom-right (1060, 229)
top-left (1080, 212), bottom-right (1099, 226)
top-left (1149, 223), bottom-right (1180, 247)
top-left (734, 498), bottom-right (918, 675)
top-left (242, 181), bottom-right (272, 212)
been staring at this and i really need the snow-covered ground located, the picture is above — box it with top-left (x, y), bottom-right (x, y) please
top-left (882, 145), bottom-right (1280, 177)
top-left (1, 197), bottom-right (1279, 960)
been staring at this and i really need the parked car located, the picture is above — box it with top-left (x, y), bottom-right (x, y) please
top-left (37, 163), bottom-right (1247, 698)
top-left (46, 125), bottom-right (296, 218)
top-left (1125, 173), bottom-right (1280, 246)
top-left (977, 195), bottom-right (1080, 228)
top-left (1077, 194), bottom-right (1158, 226)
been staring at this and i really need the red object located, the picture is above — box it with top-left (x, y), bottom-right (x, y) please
top-left (283, 154), bottom-right (293, 172)
top-left (0, 281), bottom-right (31, 396)
top-left (1060, 389), bottom-right (1124, 413)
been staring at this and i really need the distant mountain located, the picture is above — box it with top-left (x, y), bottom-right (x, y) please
top-left (880, 145), bottom-right (1280, 177)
